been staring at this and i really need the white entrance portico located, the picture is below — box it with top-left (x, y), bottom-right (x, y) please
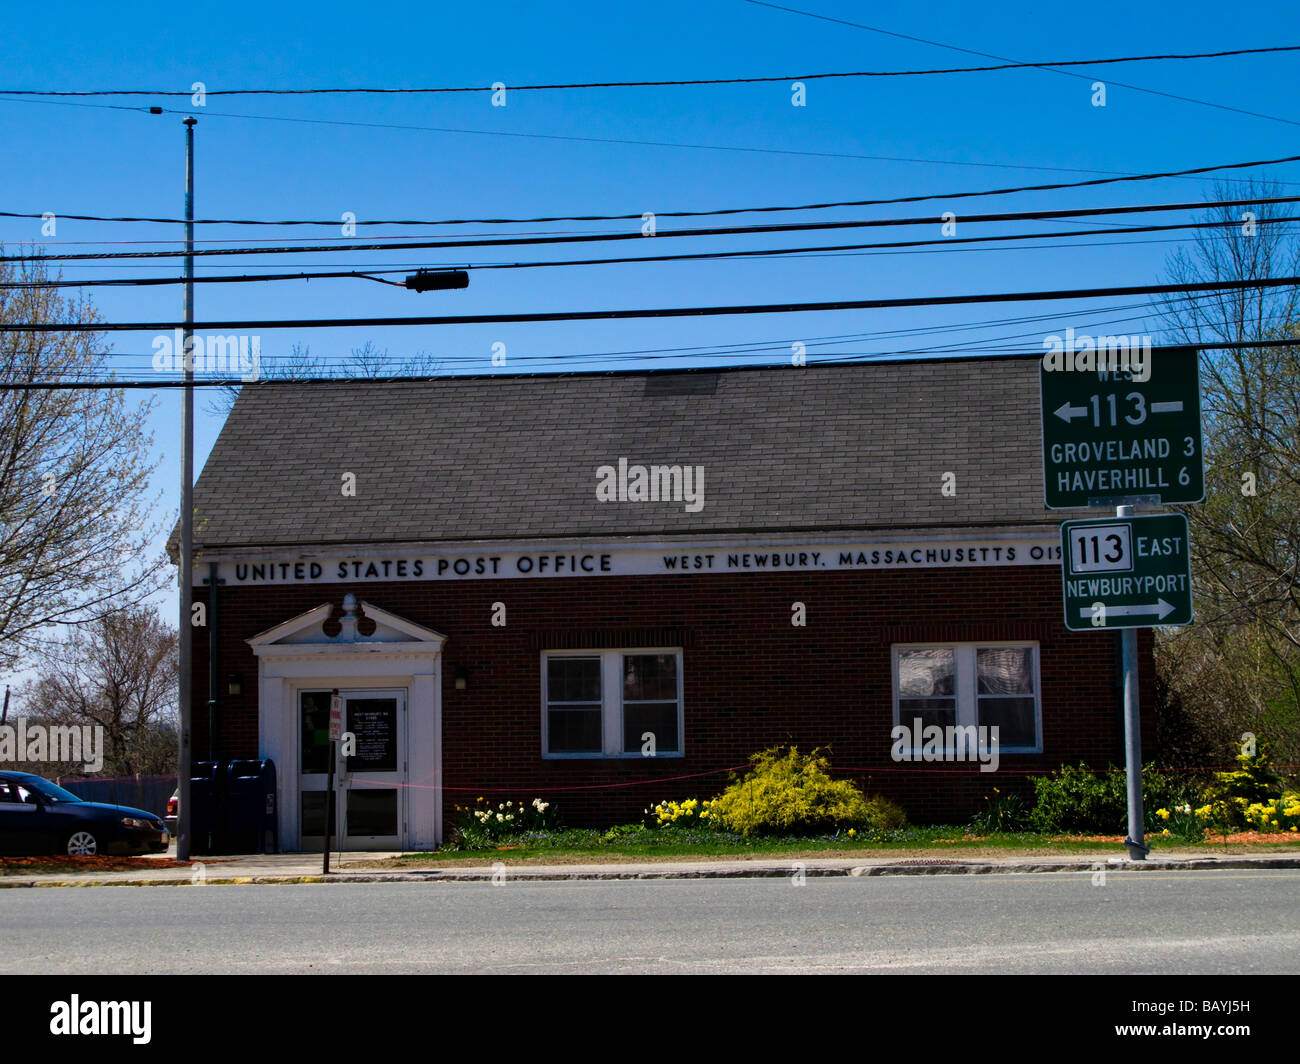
top-left (247, 594), bottom-right (445, 851)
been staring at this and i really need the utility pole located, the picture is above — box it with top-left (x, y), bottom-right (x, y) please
top-left (177, 116), bottom-right (196, 862)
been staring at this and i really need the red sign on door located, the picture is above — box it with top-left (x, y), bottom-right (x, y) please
top-left (329, 693), bottom-right (344, 741)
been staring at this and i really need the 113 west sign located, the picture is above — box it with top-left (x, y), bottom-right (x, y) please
top-left (1041, 345), bottom-right (1204, 509)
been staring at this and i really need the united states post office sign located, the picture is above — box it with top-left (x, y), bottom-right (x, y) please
top-left (1059, 513), bottom-right (1193, 631)
top-left (1041, 345), bottom-right (1204, 509)
top-left (196, 534), bottom-right (1064, 585)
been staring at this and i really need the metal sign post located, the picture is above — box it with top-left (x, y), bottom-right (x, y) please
top-left (1117, 510), bottom-right (1145, 861)
top-left (1045, 345), bottom-right (1204, 862)
top-left (1058, 510), bottom-right (1194, 861)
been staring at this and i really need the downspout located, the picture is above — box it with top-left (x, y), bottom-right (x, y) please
top-left (207, 562), bottom-right (220, 760)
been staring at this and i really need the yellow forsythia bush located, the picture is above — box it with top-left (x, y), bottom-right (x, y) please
top-left (706, 746), bottom-right (906, 836)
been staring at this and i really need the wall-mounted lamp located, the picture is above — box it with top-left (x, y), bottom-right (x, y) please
top-left (227, 672), bottom-right (243, 698)
top-left (454, 667), bottom-right (469, 691)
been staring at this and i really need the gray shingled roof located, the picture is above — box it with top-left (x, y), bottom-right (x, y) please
top-left (192, 357), bottom-right (1067, 550)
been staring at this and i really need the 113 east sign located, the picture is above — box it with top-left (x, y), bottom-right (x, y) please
top-left (1059, 513), bottom-right (1193, 631)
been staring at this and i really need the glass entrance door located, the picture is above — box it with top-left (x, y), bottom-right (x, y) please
top-left (298, 688), bottom-right (406, 851)
top-left (340, 691), bottom-right (405, 849)
top-left (298, 690), bottom-right (335, 852)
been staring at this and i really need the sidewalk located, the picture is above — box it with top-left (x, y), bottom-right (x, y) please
top-left (3, 847), bottom-right (1300, 888)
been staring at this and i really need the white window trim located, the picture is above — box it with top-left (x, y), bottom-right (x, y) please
top-left (541, 647), bottom-right (685, 759)
top-left (891, 642), bottom-right (1043, 755)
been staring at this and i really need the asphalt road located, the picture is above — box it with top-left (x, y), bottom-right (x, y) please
top-left (2, 869), bottom-right (1297, 974)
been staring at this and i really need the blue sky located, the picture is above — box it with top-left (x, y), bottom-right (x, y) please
top-left (1, 0), bottom-right (1298, 667)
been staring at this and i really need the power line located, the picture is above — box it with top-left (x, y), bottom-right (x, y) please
top-left (23, 228), bottom-right (1263, 269)
top-left (7, 194), bottom-right (1297, 263)
top-left (3, 295), bottom-right (1289, 381)
top-left (9, 216), bottom-right (1294, 288)
top-left (4, 219), bottom-right (1275, 272)
top-left (7, 93), bottom-right (1299, 189)
top-left (3, 44), bottom-right (1297, 97)
top-left (8, 151), bottom-right (1300, 227)
top-left (8, 337), bottom-right (1300, 390)
top-left (0, 269), bottom-right (406, 288)
top-left (99, 310), bottom-right (1179, 372)
top-left (77, 301), bottom-right (1181, 366)
top-left (5, 276), bottom-right (1298, 332)
top-left (70, 298), bottom-right (1184, 366)
top-left (0, 93), bottom-right (1151, 174)
top-left (16, 294), bottom-right (1224, 380)
top-left (740, 0), bottom-right (1300, 128)
top-left (0, 227), bottom-right (631, 244)
top-left (348, 217), bottom-right (1299, 273)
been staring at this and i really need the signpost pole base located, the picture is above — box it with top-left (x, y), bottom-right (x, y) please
top-left (1116, 505), bottom-right (1147, 862)
top-left (324, 740), bottom-right (335, 876)
top-left (1121, 625), bottom-right (1148, 861)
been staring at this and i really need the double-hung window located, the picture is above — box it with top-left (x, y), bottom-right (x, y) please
top-left (542, 649), bottom-right (683, 758)
top-left (892, 643), bottom-right (1041, 754)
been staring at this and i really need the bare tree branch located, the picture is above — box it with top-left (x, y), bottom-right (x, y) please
top-left (0, 249), bottom-right (167, 671)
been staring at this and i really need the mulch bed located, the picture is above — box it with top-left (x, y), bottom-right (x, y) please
top-left (0, 855), bottom-right (222, 875)
top-left (935, 832), bottom-right (1300, 845)
top-left (1200, 831), bottom-right (1300, 844)
top-left (1050, 832), bottom-right (1300, 844)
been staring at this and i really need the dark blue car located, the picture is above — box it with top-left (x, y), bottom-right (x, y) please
top-left (0, 771), bottom-right (169, 856)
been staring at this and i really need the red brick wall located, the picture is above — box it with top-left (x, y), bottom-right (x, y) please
top-left (192, 564), bottom-right (1156, 835)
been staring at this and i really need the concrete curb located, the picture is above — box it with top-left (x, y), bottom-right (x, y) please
top-left (3, 854), bottom-right (1299, 888)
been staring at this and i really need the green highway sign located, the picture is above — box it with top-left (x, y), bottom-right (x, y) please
top-left (1060, 513), bottom-right (1193, 631)
top-left (1041, 343), bottom-right (1203, 509)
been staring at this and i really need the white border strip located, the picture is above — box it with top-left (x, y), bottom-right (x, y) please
top-left (198, 530), bottom-right (1064, 586)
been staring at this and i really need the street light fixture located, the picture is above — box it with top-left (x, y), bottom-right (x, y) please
top-left (404, 269), bottom-right (469, 292)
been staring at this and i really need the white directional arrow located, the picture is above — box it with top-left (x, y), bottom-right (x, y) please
top-left (1054, 401), bottom-right (1089, 422)
top-left (1150, 401), bottom-right (1184, 414)
top-left (1079, 599), bottom-right (1175, 621)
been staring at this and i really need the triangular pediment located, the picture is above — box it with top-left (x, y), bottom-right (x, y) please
top-left (247, 599), bottom-right (446, 652)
